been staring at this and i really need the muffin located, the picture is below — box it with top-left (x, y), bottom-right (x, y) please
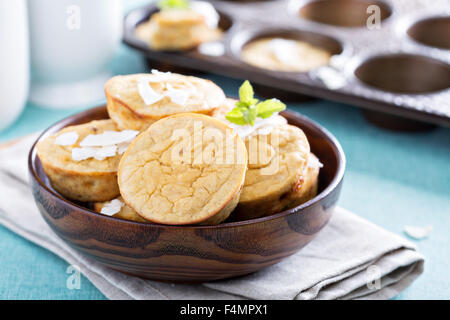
top-left (241, 37), bottom-right (332, 72)
top-left (212, 98), bottom-right (317, 220)
top-left (275, 152), bottom-right (321, 212)
top-left (135, 5), bottom-right (222, 51)
top-left (94, 196), bottom-right (150, 223)
top-left (105, 71), bottom-right (226, 131)
top-left (230, 124), bottom-right (311, 220)
top-left (118, 113), bottom-right (247, 225)
top-left (36, 120), bottom-right (139, 202)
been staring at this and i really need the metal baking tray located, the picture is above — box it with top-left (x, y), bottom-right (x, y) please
top-left (123, 0), bottom-right (450, 127)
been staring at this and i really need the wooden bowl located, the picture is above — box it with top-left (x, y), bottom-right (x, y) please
top-left (28, 106), bottom-right (345, 282)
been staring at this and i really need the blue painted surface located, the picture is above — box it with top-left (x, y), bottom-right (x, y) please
top-left (0, 0), bottom-right (448, 299)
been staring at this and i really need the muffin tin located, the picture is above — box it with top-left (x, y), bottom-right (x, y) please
top-left (123, 0), bottom-right (450, 127)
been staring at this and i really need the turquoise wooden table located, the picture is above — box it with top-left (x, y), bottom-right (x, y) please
top-left (0, 1), bottom-right (449, 300)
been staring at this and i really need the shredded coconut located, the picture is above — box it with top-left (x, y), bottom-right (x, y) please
top-left (226, 112), bottom-right (288, 138)
top-left (198, 42), bottom-right (225, 56)
top-left (72, 145), bottom-right (118, 161)
top-left (308, 154), bottom-right (324, 169)
top-left (117, 142), bottom-right (130, 155)
top-left (165, 83), bottom-right (190, 106)
top-left (100, 198), bottom-right (124, 216)
top-left (148, 69), bottom-right (173, 82)
top-left (403, 225), bottom-right (433, 240)
top-left (72, 130), bottom-right (138, 161)
top-left (80, 130), bottom-right (139, 147)
top-left (54, 132), bottom-right (79, 146)
top-left (268, 38), bottom-right (298, 66)
top-left (137, 78), bottom-right (164, 105)
top-left (313, 66), bottom-right (347, 90)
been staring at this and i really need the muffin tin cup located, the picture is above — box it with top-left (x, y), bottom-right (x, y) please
top-left (296, 0), bottom-right (393, 27)
top-left (123, 0), bottom-right (450, 129)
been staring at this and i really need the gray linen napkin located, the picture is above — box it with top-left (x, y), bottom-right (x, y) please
top-left (0, 133), bottom-right (424, 300)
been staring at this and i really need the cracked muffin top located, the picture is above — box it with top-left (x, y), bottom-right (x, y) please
top-left (240, 124), bottom-right (310, 204)
top-left (118, 113), bottom-right (247, 225)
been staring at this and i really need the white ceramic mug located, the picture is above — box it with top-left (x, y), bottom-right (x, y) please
top-left (28, 0), bottom-right (123, 109)
top-left (0, 0), bottom-right (29, 130)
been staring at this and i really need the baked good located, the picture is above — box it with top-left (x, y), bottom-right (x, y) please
top-left (135, 7), bottom-right (222, 51)
top-left (105, 71), bottom-right (226, 131)
top-left (118, 113), bottom-right (247, 225)
top-left (241, 37), bottom-right (332, 72)
top-left (36, 120), bottom-right (139, 202)
top-left (94, 196), bottom-right (150, 223)
top-left (275, 152), bottom-right (321, 212)
top-left (231, 124), bottom-right (310, 220)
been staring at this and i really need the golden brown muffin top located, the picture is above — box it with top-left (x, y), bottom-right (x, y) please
top-left (36, 120), bottom-right (137, 174)
top-left (240, 124), bottom-right (310, 203)
top-left (105, 73), bottom-right (226, 119)
top-left (118, 113), bottom-right (247, 225)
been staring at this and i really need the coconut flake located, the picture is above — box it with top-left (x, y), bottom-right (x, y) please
top-left (227, 113), bottom-right (288, 138)
top-left (198, 42), bottom-right (225, 56)
top-left (148, 69), bottom-right (173, 82)
top-left (313, 66), bottom-right (347, 90)
top-left (117, 142), bottom-right (130, 155)
top-left (137, 78), bottom-right (164, 105)
top-left (165, 83), bottom-right (190, 106)
top-left (54, 131), bottom-right (79, 146)
top-left (190, 1), bottom-right (220, 29)
top-left (72, 145), bottom-right (118, 161)
top-left (94, 145), bottom-right (118, 160)
top-left (80, 130), bottom-right (139, 147)
top-left (100, 198), bottom-right (124, 216)
top-left (72, 147), bottom-right (99, 161)
top-left (268, 38), bottom-right (298, 66)
top-left (308, 154), bottom-right (324, 169)
top-left (403, 225), bottom-right (433, 240)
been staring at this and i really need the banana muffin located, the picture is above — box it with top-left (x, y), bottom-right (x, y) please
top-left (230, 124), bottom-right (311, 220)
top-left (275, 152), bottom-right (321, 212)
top-left (105, 71), bottom-right (226, 131)
top-left (118, 113), bottom-right (247, 225)
top-left (241, 37), bottom-right (332, 72)
top-left (36, 120), bottom-right (139, 202)
top-left (135, 1), bottom-right (222, 51)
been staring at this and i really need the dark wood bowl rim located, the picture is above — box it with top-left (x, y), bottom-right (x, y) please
top-left (28, 105), bottom-right (345, 230)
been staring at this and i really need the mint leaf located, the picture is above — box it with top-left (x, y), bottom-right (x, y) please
top-left (225, 107), bottom-right (247, 125)
top-left (238, 80), bottom-right (256, 106)
top-left (242, 105), bottom-right (257, 126)
top-left (226, 80), bottom-right (285, 126)
top-left (256, 98), bottom-right (286, 118)
top-left (157, 0), bottom-right (190, 10)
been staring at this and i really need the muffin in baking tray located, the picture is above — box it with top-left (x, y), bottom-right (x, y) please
top-left (36, 120), bottom-right (139, 202)
top-left (94, 196), bottom-right (150, 223)
top-left (241, 37), bottom-right (332, 72)
top-left (105, 71), bottom-right (226, 131)
top-left (135, 1), bottom-right (222, 51)
top-left (118, 113), bottom-right (247, 225)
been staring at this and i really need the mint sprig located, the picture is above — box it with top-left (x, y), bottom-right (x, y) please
top-left (225, 80), bottom-right (286, 126)
top-left (157, 0), bottom-right (190, 10)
